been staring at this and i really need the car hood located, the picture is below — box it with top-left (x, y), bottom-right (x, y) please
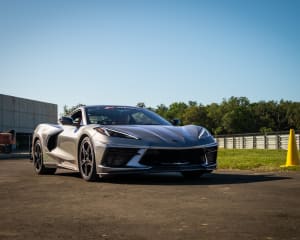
top-left (103, 125), bottom-right (213, 147)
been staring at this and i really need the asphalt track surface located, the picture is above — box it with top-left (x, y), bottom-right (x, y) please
top-left (0, 159), bottom-right (300, 240)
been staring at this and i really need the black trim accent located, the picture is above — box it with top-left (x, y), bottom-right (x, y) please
top-left (47, 134), bottom-right (59, 151)
top-left (139, 146), bottom-right (217, 167)
top-left (102, 148), bottom-right (139, 167)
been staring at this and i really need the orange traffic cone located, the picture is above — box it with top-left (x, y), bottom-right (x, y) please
top-left (281, 129), bottom-right (300, 167)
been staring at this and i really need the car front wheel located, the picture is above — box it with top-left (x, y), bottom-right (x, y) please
top-left (33, 139), bottom-right (56, 175)
top-left (78, 137), bottom-right (98, 181)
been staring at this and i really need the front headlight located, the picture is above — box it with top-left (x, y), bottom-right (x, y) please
top-left (198, 128), bottom-right (216, 144)
top-left (198, 128), bottom-right (211, 139)
top-left (94, 127), bottom-right (140, 140)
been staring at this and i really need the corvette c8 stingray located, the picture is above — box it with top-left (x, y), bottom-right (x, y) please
top-left (32, 105), bottom-right (218, 181)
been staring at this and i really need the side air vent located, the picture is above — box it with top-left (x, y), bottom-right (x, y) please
top-left (47, 134), bottom-right (59, 151)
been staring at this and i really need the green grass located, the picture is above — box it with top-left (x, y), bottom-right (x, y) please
top-left (217, 149), bottom-right (300, 171)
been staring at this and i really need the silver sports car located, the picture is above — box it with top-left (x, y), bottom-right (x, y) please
top-left (32, 105), bottom-right (218, 181)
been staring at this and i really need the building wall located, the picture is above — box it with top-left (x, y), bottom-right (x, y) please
top-left (0, 94), bottom-right (57, 134)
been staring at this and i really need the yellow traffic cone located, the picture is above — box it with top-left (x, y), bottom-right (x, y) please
top-left (281, 129), bottom-right (300, 167)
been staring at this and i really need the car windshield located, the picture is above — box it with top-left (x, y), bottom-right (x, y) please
top-left (86, 106), bottom-right (171, 126)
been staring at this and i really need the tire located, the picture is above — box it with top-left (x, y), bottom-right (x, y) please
top-left (33, 139), bottom-right (56, 175)
top-left (181, 171), bottom-right (204, 179)
top-left (78, 137), bottom-right (98, 181)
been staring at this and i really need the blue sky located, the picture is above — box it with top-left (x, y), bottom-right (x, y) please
top-left (0, 0), bottom-right (299, 114)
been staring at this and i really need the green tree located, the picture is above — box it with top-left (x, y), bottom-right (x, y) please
top-left (221, 97), bottom-right (254, 134)
top-left (166, 102), bottom-right (188, 121)
top-left (182, 104), bottom-right (208, 126)
top-left (62, 103), bottom-right (85, 116)
top-left (251, 101), bottom-right (277, 133)
top-left (61, 99), bottom-right (300, 134)
top-left (206, 103), bottom-right (225, 134)
top-left (279, 100), bottom-right (300, 130)
top-left (155, 104), bottom-right (169, 119)
top-left (286, 102), bottom-right (300, 129)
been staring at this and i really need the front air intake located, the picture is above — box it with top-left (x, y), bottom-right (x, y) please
top-left (102, 148), bottom-right (139, 167)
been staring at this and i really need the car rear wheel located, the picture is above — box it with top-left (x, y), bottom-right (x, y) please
top-left (33, 139), bottom-right (56, 175)
top-left (79, 137), bottom-right (98, 181)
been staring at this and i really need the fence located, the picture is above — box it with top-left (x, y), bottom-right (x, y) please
top-left (216, 131), bottom-right (300, 150)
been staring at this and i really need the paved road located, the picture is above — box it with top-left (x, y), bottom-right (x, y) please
top-left (0, 159), bottom-right (299, 240)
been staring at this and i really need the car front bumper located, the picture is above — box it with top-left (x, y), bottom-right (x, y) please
top-left (96, 143), bottom-right (218, 176)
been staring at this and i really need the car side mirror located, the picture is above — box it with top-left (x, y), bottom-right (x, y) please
top-left (170, 119), bottom-right (181, 126)
top-left (59, 116), bottom-right (74, 125)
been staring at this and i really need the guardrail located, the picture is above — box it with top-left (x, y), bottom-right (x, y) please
top-left (215, 131), bottom-right (300, 150)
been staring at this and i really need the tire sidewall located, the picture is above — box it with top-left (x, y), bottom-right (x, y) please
top-left (33, 140), bottom-right (43, 174)
top-left (79, 137), bottom-right (97, 181)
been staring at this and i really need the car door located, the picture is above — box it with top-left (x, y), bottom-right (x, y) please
top-left (56, 110), bottom-right (83, 170)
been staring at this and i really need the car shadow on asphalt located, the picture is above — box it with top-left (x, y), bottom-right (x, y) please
top-left (100, 172), bottom-right (291, 186)
top-left (55, 171), bottom-right (82, 179)
top-left (55, 171), bottom-right (291, 185)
